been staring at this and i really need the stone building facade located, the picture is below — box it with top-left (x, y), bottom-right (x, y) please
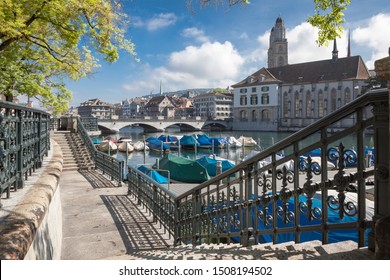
top-left (232, 16), bottom-right (371, 132)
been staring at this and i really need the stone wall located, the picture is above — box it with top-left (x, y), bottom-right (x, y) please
top-left (0, 140), bottom-right (63, 260)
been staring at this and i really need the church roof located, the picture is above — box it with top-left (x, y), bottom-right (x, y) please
top-left (268, 55), bottom-right (370, 84)
top-left (232, 55), bottom-right (370, 88)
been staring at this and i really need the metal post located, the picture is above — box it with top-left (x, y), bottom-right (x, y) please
top-left (143, 135), bottom-right (146, 164)
top-left (373, 50), bottom-right (390, 258)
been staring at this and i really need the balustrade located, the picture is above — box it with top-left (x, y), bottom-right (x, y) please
top-left (0, 101), bottom-right (50, 207)
top-left (128, 88), bottom-right (388, 250)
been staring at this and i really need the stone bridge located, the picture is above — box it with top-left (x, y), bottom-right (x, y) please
top-left (97, 118), bottom-right (232, 133)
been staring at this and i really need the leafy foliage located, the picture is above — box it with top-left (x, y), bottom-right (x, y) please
top-left (308, 0), bottom-right (351, 46)
top-left (0, 0), bottom-right (137, 114)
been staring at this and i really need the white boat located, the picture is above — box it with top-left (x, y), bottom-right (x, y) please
top-left (97, 140), bottom-right (117, 153)
top-left (225, 136), bottom-right (243, 148)
top-left (117, 137), bottom-right (132, 143)
top-left (118, 141), bottom-right (134, 153)
top-left (132, 141), bottom-right (149, 151)
top-left (237, 136), bottom-right (257, 147)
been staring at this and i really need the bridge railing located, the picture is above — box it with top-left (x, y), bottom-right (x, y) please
top-left (0, 101), bottom-right (51, 207)
top-left (77, 117), bottom-right (123, 186)
top-left (128, 88), bottom-right (388, 248)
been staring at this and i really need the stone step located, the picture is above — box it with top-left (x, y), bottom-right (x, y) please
top-left (104, 240), bottom-right (374, 260)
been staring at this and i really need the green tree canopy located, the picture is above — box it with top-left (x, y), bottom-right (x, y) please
top-left (0, 0), bottom-right (137, 114)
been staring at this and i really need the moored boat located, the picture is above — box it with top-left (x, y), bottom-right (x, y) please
top-left (132, 141), bottom-right (149, 151)
top-left (195, 156), bottom-right (235, 176)
top-left (147, 138), bottom-right (170, 153)
top-left (97, 140), bottom-right (117, 153)
top-left (155, 154), bottom-right (210, 183)
top-left (237, 136), bottom-right (257, 147)
top-left (118, 141), bottom-right (134, 153)
top-left (178, 135), bottom-right (199, 150)
top-left (137, 165), bottom-right (169, 184)
top-left (225, 136), bottom-right (243, 148)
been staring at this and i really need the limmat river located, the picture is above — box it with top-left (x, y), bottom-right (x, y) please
top-left (101, 127), bottom-right (375, 169)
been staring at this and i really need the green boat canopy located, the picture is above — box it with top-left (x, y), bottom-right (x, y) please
top-left (155, 154), bottom-right (210, 183)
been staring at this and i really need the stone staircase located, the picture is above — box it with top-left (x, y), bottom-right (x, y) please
top-left (52, 131), bottom-right (95, 171)
top-left (105, 240), bottom-right (375, 260)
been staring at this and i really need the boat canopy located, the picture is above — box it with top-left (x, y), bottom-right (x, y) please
top-left (137, 165), bottom-right (169, 184)
top-left (155, 154), bottom-right (210, 183)
top-left (195, 156), bottom-right (235, 176)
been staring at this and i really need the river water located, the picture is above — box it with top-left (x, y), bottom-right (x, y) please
top-left (102, 127), bottom-right (374, 169)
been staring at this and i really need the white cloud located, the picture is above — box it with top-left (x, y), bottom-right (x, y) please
top-left (352, 13), bottom-right (390, 68)
top-left (146, 13), bottom-right (178, 31)
top-left (122, 41), bottom-right (244, 96)
top-left (131, 13), bottom-right (178, 31)
top-left (287, 22), bottom-right (348, 64)
top-left (181, 27), bottom-right (209, 43)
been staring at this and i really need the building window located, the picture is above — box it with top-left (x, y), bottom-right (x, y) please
top-left (318, 90), bottom-right (324, 118)
top-left (250, 95), bottom-right (258, 105)
top-left (240, 110), bottom-right (248, 121)
top-left (283, 92), bottom-right (289, 117)
top-left (262, 109), bottom-right (270, 121)
top-left (240, 95), bottom-right (247, 105)
top-left (294, 92), bottom-right (300, 117)
top-left (330, 89), bottom-right (337, 112)
top-left (240, 88), bottom-right (247, 93)
top-left (261, 86), bottom-right (269, 92)
top-left (306, 91), bottom-right (312, 118)
top-left (261, 94), bottom-right (269, 105)
top-left (344, 88), bottom-right (351, 104)
top-left (252, 110), bottom-right (258, 122)
top-left (252, 87), bottom-right (257, 93)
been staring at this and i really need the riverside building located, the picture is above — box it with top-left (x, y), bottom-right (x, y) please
top-left (232, 16), bottom-right (371, 131)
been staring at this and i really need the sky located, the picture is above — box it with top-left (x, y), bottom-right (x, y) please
top-left (67, 0), bottom-right (390, 107)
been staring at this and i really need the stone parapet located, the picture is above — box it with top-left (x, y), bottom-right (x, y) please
top-left (0, 140), bottom-right (63, 260)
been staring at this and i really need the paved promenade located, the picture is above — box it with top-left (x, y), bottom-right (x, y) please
top-left (60, 170), bottom-right (174, 260)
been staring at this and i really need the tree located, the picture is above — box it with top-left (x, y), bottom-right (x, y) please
top-left (0, 0), bottom-right (137, 114)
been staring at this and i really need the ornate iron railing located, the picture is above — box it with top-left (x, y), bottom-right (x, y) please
top-left (77, 118), bottom-right (123, 186)
top-left (80, 117), bottom-right (99, 132)
top-left (0, 101), bottom-right (51, 207)
top-left (128, 88), bottom-right (388, 248)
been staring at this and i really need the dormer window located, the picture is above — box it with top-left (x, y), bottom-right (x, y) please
top-left (247, 76), bottom-right (254, 83)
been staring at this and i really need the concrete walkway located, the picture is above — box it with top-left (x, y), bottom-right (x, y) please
top-left (60, 170), bottom-right (173, 260)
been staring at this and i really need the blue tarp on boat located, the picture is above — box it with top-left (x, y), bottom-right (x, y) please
top-left (147, 138), bottom-right (170, 151)
top-left (228, 193), bottom-right (370, 245)
top-left (197, 134), bottom-right (212, 146)
top-left (178, 135), bottom-right (199, 148)
top-left (195, 156), bottom-right (235, 176)
top-left (137, 165), bottom-right (169, 184)
top-left (91, 137), bottom-right (101, 144)
top-left (210, 137), bottom-right (226, 147)
top-left (158, 135), bottom-right (179, 143)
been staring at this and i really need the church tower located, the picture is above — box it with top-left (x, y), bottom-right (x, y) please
top-left (268, 16), bottom-right (288, 68)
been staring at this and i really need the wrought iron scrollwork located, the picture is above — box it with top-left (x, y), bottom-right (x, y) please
top-left (230, 213), bottom-right (240, 230)
top-left (327, 143), bottom-right (358, 219)
top-left (257, 172), bottom-right (273, 227)
top-left (230, 186), bottom-right (240, 204)
top-left (298, 156), bottom-right (321, 175)
top-left (299, 156), bottom-right (322, 221)
top-left (276, 166), bottom-right (295, 224)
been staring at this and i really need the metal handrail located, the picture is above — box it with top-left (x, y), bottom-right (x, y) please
top-left (177, 89), bottom-right (387, 198)
top-left (0, 101), bottom-right (51, 207)
top-left (77, 117), bottom-right (124, 186)
top-left (128, 88), bottom-right (388, 248)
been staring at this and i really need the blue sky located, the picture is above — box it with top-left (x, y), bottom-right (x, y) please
top-left (67, 0), bottom-right (390, 107)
